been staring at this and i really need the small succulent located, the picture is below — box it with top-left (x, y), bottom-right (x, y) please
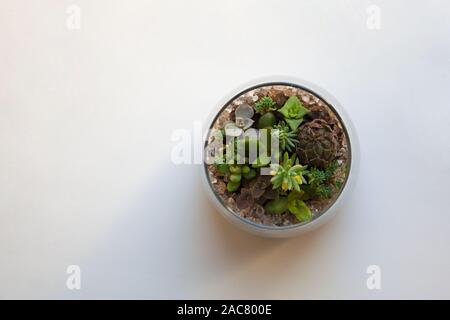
top-left (213, 158), bottom-right (257, 193)
top-left (226, 164), bottom-right (258, 192)
top-left (271, 121), bottom-right (299, 152)
top-left (307, 167), bottom-right (326, 185)
top-left (269, 152), bottom-right (308, 192)
top-left (257, 112), bottom-right (277, 129)
top-left (287, 191), bottom-right (311, 222)
top-left (264, 196), bottom-right (288, 214)
top-left (254, 96), bottom-right (278, 129)
top-left (254, 96), bottom-right (276, 114)
top-left (263, 191), bottom-right (311, 222)
top-left (278, 96), bottom-right (310, 130)
top-left (305, 161), bottom-right (340, 199)
top-left (224, 104), bottom-right (255, 137)
top-left (296, 119), bottom-right (339, 168)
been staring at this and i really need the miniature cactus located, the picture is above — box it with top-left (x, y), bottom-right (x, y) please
top-left (254, 96), bottom-right (276, 114)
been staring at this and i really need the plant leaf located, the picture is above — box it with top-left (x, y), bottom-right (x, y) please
top-left (287, 199), bottom-right (312, 222)
top-left (252, 155), bottom-right (271, 168)
top-left (264, 197), bottom-right (288, 214)
top-left (278, 96), bottom-right (310, 119)
top-left (285, 118), bottom-right (303, 131)
top-left (278, 96), bottom-right (299, 118)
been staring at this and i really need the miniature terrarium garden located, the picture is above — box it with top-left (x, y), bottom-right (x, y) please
top-left (205, 84), bottom-right (350, 227)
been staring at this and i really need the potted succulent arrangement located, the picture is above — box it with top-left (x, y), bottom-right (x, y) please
top-left (203, 78), bottom-right (357, 237)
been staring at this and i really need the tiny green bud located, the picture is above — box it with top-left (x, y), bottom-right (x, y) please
top-left (229, 165), bottom-right (242, 174)
top-left (227, 181), bottom-right (240, 192)
top-left (229, 173), bottom-right (242, 183)
top-left (242, 168), bottom-right (257, 180)
top-left (215, 163), bottom-right (229, 174)
top-left (241, 165), bottom-right (251, 174)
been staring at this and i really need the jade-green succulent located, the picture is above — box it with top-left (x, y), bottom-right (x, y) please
top-left (287, 191), bottom-right (311, 222)
top-left (278, 96), bottom-right (310, 130)
top-left (263, 191), bottom-right (311, 222)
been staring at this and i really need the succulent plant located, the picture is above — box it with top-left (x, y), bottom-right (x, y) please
top-left (296, 119), bottom-right (339, 169)
top-left (304, 160), bottom-right (340, 199)
top-left (254, 96), bottom-right (276, 114)
top-left (264, 196), bottom-right (288, 214)
top-left (249, 157), bottom-right (268, 170)
top-left (254, 96), bottom-right (278, 129)
top-left (242, 165), bottom-right (257, 180)
top-left (236, 165), bottom-right (260, 188)
top-left (226, 165), bottom-right (242, 192)
top-left (271, 121), bottom-right (299, 152)
top-left (263, 190), bottom-right (311, 222)
top-left (278, 96), bottom-right (310, 130)
top-left (287, 191), bottom-right (311, 222)
top-left (257, 112), bottom-right (277, 129)
top-left (269, 152), bottom-right (308, 192)
top-left (214, 161), bottom-right (258, 193)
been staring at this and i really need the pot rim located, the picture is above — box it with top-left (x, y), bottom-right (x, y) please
top-left (202, 76), bottom-right (359, 235)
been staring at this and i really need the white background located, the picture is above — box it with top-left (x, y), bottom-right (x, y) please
top-left (1, 0), bottom-right (449, 299)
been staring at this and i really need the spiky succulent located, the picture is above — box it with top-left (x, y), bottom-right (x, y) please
top-left (296, 119), bottom-right (339, 169)
top-left (272, 121), bottom-right (299, 152)
top-left (269, 152), bottom-right (308, 192)
top-left (254, 96), bottom-right (276, 114)
top-left (305, 161), bottom-right (340, 199)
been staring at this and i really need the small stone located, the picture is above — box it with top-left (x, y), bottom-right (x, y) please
top-left (224, 123), bottom-right (243, 137)
top-left (301, 95), bottom-right (310, 104)
top-left (235, 104), bottom-right (254, 119)
top-left (214, 180), bottom-right (226, 195)
top-left (235, 117), bottom-right (254, 130)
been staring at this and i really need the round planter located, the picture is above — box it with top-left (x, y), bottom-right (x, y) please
top-left (202, 76), bottom-right (359, 238)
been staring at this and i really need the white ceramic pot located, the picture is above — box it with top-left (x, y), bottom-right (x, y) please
top-left (202, 76), bottom-right (359, 238)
